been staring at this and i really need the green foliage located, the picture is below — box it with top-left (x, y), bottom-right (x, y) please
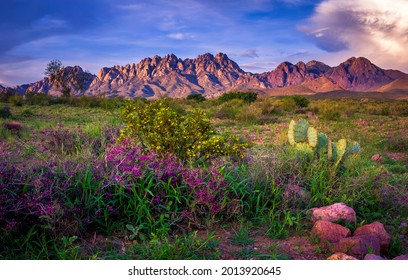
top-left (293, 119), bottom-right (309, 142)
top-left (291, 95), bottom-right (310, 108)
top-left (8, 94), bottom-right (24, 106)
top-left (45, 59), bottom-right (62, 77)
top-left (0, 105), bottom-right (11, 118)
top-left (119, 99), bottom-right (250, 160)
top-left (187, 93), bottom-right (205, 102)
top-left (218, 91), bottom-right (258, 104)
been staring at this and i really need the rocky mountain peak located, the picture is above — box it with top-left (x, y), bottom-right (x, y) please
top-left (6, 53), bottom-right (406, 98)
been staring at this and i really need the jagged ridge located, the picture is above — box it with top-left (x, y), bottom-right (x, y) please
top-left (3, 53), bottom-right (408, 98)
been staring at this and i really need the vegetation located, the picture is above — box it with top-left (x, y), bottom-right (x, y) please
top-left (218, 91), bottom-right (258, 104)
top-left (0, 94), bottom-right (407, 260)
top-left (45, 59), bottom-right (62, 77)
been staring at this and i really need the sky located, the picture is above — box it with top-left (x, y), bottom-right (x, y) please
top-left (1, 0), bottom-right (407, 86)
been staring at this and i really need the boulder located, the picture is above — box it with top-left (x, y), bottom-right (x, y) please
top-left (333, 235), bottom-right (381, 259)
top-left (310, 202), bottom-right (356, 223)
top-left (354, 222), bottom-right (391, 255)
top-left (327, 253), bottom-right (358, 260)
top-left (364, 254), bottom-right (385, 260)
top-left (393, 254), bottom-right (408, 260)
top-left (311, 220), bottom-right (351, 243)
top-left (3, 121), bottom-right (23, 131)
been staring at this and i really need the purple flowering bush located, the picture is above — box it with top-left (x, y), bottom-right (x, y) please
top-left (103, 141), bottom-right (240, 232)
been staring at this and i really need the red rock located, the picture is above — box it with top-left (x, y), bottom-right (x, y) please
top-left (333, 236), bottom-right (381, 259)
top-left (327, 253), bottom-right (358, 260)
top-left (371, 154), bottom-right (383, 162)
top-left (3, 121), bottom-right (23, 131)
top-left (354, 222), bottom-right (391, 255)
top-left (310, 202), bottom-right (356, 223)
top-left (393, 254), bottom-right (408, 260)
top-left (311, 220), bottom-right (351, 243)
top-left (364, 254), bottom-right (385, 260)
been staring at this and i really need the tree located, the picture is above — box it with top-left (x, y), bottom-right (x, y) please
top-left (44, 59), bottom-right (62, 77)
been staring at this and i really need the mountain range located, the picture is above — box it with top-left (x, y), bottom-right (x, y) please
top-left (2, 53), bottom-right (408, 98)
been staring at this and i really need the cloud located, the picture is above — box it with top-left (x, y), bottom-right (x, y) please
top-left (239, 49), bottom-right (259, 58)
top-left (166, 33), bottom-right (194, 40)
top-left (300, 0), bottom-right (408, 70)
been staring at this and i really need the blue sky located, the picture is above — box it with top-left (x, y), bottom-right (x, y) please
top-left (1, 0), bottom-right (407, 86)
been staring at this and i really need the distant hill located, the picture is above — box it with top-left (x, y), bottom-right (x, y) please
top-left (4, 53), bottom-right (408, 98)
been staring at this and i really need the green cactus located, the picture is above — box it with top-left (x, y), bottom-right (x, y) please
top-left (316, 132), bottom-right (329, 154)
top-left (307, 126), bottom-right (318, 147)
top-left (331, 141), bottom-right (337, 161)
top-left (288, 119), bottom-right (296, 146)
top-left (287, 119), bottom-right (360, 173)
top-left (349, 141), bottom-right (361, 154)
top-left (294, 119), bottom-right (309, 142)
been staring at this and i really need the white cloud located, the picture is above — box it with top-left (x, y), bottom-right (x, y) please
top-left (301, 0), bottom-right (408, 71)
top-left (166, 33), bottom-right (194, 40)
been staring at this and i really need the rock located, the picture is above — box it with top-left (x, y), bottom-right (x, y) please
top-left (354, 222), bottom-right (391, 255)
top-left (310, 202), bottom-right (356, 223)
top-left (311, 220), bottom-right (351, 243)
top-left (327, 253), bottom-right (358, 260)
top-left (3, 121), bottom-right (23, 131)
top-left (371, 154), bottom-right (383, 162)
top-left (364, 254), bottom-right (385, 260)
top-left (393, 254), bottom-right (408, 260)
top-left (333, 235), bottom-right (381, 259)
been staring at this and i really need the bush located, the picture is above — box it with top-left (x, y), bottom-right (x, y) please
top-left (187, 93), bottom-right (205, 102)
top-left (218, 91), bottom-right (258, 104)
top-left (291, 95), bottom-right (310, 108)
top-left (0, 105), bottom-right (11, 118)
top-left (8, 95), bottom-right (24, 106)
top-left (118, 99), bottom-right (250, 161)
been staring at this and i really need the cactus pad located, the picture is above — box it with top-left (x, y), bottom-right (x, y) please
top-left (288, 120), bottom-right (296, 146)
top-left (336, 139), bottom-right (347, 163)
top-left (316, 132), bottom-right (329, 154)
top-left (307, 127), bottom-right (318, 147)
top-left (294, 119), bottom-right (309, 142)
top-left (349, 141), bottom-right (361, 154)
top-left (331, 142), bottom-right (338, 161)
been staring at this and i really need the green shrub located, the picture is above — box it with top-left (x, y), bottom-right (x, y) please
top-left (0, 105), bottom-right (11, 118)
top-left (187, 93), bottom-right (206, 102)
top-left (218, 91), bottom-right (257, 104)
top-left (8, 95), bottom-right (24, 106)
top-left (118, 99), bottom-right (250, 160)
top-left (292, 95), bottom-right (310, 107)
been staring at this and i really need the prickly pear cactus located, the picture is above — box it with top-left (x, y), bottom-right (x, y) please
top-left (294, 119), bottom-right (309, 142)
top-left (316, 132), bottom-right (329, 154)
top-left (336, 139), bottom-right (347, 164)
top-left (307, 127), bottom-right (318, 148)
top-left (349, 141), bottom-right (361, 154)
top-left (328, 139), bottom-right (333, 160)
top-left (288, 120), bottom-right (296, 146)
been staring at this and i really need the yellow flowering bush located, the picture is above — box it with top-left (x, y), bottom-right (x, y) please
top-left (119, 99), bottom-right (250, 160)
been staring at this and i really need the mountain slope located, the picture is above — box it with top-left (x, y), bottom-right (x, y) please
top-left (6, 54), bottom-right (408, 98)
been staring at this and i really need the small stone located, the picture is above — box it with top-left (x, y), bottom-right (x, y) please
top-left (334, 235), bottom-right (381, 259)
top-left (364, 254), bottom-right (385, 260)
top-left (310, 202), bottom-right (356, 223)
top-left (371, 154), bottom-right (383, 162)
top-left (311, 220), bottom-right (351, 243)
top-left (327, 253), bottom-right (358, 260)
top-left (354, 222), bottom-right (391, 255)
top-left (393, 254), bottom-right (408, 260)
